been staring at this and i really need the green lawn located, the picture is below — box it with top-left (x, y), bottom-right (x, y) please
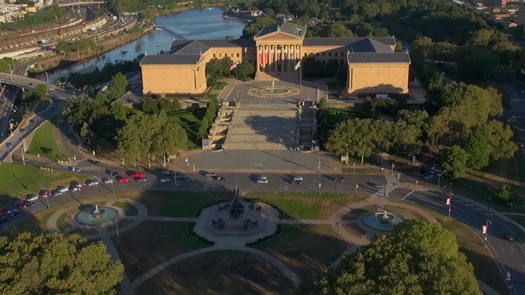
top-left (0, 163), bottom-right (89, 206)
top-left (167, 108), bottom-right (205, 149)
top-left (26, 121), bottom-right (66, 161)
top-left (138, 191), bottom-right (231, 217)
top-left (246, 192), bottom-right (361, 219)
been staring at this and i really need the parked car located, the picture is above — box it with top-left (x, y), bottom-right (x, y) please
top-left (57, 186), bottom-right (69, 193)
top-left (130, 172), bottom-right (145, 179)
top-left (69, 186), bottom-right (81, 192)
top-left (26, 194), bottom-right (38, 202)
top-left (162, 170), bottom-right (175, 176)
top-left (505, 233), bottom-right (514, 241)
top-left (69, 166), bottom-right (81, 172)
top-left (0, 208), bottom-right (7, 215)
top-left (116, 176), bottom-right (129, 183)
top-left (52, 190), bottom-right (63, 197)
top-left (135, 177), bottom-right (147, 183)
top-left (39, 190), bottom-right (51, 198)
top-left (159, 177), bottom-right (172, 183)
top-left (101, 177), bottom-right (114, 184)
top-left (0, 216), bottom-right (7, 224)
top-left (85, 179), bottom-right (99, 186)
top-left (214, 175), bottom-right (225, 181)
top-left (7, 207), bottom-right (20, 217)
top-left (256, 176), bottom-right (268, 184)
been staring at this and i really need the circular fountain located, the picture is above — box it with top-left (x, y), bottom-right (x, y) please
top-left (74, 204), bottom-right (119, 226)
top-left (359, 209), bottom-right (404, 232)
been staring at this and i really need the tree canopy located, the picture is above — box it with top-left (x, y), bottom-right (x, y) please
top-left (314, 220), bottom-right (481, 295)
top-left (0, 233), bottom-right (123, 294)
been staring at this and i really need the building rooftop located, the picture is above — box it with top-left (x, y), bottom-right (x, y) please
top-left (141, 54), bottom-right (201, 65)
top-left (303, 37), bottom-right (395, 50)
top-left (347, 52), bottom-right (410, 63)
top-left (255, 21), bottom-right (307, 39)
top-left (170, 39), bottom-right (254, 55)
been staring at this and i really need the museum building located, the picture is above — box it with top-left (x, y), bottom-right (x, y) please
top-left (140, 21), bottom-right (410, 96)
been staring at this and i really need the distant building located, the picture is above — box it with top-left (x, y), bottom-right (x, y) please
top-left (140, 21), bottom-right (410, 96)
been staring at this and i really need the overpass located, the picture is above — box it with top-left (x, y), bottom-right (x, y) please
top-left (58, 1), bottom-right (106, 7)
top-left (0, 73), bottom-right (75, 163)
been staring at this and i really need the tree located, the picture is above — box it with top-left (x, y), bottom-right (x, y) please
top-left (107, 72), bottom-right (128, 101)
top-left (314, 221), bottom-right (481, 295)
top-left (482, 120), bottom-right (518, 161)
top-left (0, 57), bottom-right (16, 73)
top-left (464, 128), bottom-right (490, 169)
top-left (33, 84), bottom-right (48, 100)
top-left (441, 145), bottom-right (469, 179)
top-left (0, 232), bottom-right (123, 294)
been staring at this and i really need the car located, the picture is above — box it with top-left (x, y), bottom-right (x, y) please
top-left (256, 176), bottom-right (268, 184)
top-left (69, 186), bottom-right (81, 192)
top-left (15, 199), bottom-right (31, 208)
top-left (39, 190), bottom-right (51, 198)
top-left (162, 170), bottom-right (175, 176)
top-left (135, 177), bottom-right (147, 183)
top-left (71, 181), bottom-right (85, 189)
top-left (130, 172), bottom-right (145, 179)
top-left (0, 216), bottom-right (7, 224)
top-left (105, 169), bottom-right (118, 176)
top-left (26, 194), bottom-right (39, 202)
top-left (116, 176), bottom-right (129, 183)
top-left (505, 233), bottom-right (514, 241)
top-left (0, 208), bottom-right (7, 215)
top-left (85, 179), bottom-right (99, 186)
top-left (7, 207), bottom-right (20, 217)
top-left (6, 142), bottom-right (13, 149)
top-left (52, 190), bottom-right (63, 197)
top-left (101, 177), bottom-right (114, 184)
top-left (204, 172), bottom-right (217, 178)
top-left (214, 175), bottom-right (225, 181)
top-left (57, 186), bottom-right (69, 193)
top-left (159, 177), bottom-right (172, 183)
top-left (367, 181), bottom-right (384, 188)
top-left (292, 176), bottom-right (303, 184)
top-left (69, 166), bottom-right (81, 172)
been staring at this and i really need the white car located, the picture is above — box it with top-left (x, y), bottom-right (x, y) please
top-left (101, 177), bottom-right (114, 184)
top-left (256, 176), bottom-right (268, 184)
top-left (57, 186), bottom-right (69, 193)
top-left (159, 177), bottom-right (172, 183)
top-left (85, 179), bottom-right (99, 186)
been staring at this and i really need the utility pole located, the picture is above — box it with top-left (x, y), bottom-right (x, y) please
top-left (317, 150), bottom-right (321, 194)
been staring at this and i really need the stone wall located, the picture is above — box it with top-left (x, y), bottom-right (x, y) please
top-left (141, 60), bottom-right (207, 95)
top-left (347, 63), bottom-right (409, 95)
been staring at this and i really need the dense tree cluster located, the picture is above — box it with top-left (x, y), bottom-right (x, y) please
top-left (57, 38), bottom-right (99, 59)
top-left (141, 97), bottom-right (181, 114)
top-left (205, 57), bottom-right (255, 86)
top-left (117, 111), bottom-right (187, 166)
top-left (198, 96), bottom-right (219, 138)
top-left (67, 58), bottom-right (141, 89)
top-left (22, 84), bottom-right (48, 102)
top-left (314, 221), bottom-right (481, 295)
top-left (0, 57), bottom-right (16, 73)
top-left (0, 233), bottom-right (123, 294)
top-left (0, 5), bottom-right (66, 31)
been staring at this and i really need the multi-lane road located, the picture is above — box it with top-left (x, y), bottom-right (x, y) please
top-left (0, 73), bottom-right (74, 162)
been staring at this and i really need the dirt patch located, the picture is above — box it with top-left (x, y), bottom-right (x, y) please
top-left (136, 250), bottom-right (295, 295)
top-left (113, 221), bottom-right (211, 280)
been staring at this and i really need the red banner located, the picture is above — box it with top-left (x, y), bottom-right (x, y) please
top-left (258, 53), bottom-right (263, 65)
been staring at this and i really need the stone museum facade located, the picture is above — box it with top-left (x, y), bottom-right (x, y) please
top-left (140, 21), bottom-right (410, 96)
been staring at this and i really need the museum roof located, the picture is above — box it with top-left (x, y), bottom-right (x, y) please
top-left (350, 38), bottom-right (392, 52)
top-left (303, 37), bottom-right (395, 50)
top-left (170, 39), bottom-right (254, 55)
top-left (347, 52), bottom-right (410, 63)
top-left (141, 54), bottom-right (201, 65)
top-left (255, 21), bottom-right (307, 39)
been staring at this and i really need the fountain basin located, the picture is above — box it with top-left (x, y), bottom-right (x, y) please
top-left (74, 206), bottom-right (118, 226)
top-left (359, 211), bottom-right (404, 232)
top-left (259, 88), bottom-right (289, 95)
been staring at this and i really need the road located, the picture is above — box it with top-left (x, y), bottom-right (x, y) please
top-left (0, 73), bottom-right (74, 162)
top-left (0, 86), bottom-right (17, 141)
top-left (390, 187), bottom-right (525, 295)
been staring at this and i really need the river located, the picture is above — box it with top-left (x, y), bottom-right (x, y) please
top-left (48, 7), bottom-right (245, 83)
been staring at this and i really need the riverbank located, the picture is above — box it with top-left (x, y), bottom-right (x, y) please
top-left (28, 25), bottom-right (154, 80)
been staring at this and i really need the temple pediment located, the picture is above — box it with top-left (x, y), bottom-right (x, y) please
top-left (255, 31), bottom-right (303, 41)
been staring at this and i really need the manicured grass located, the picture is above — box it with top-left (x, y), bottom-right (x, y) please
top-left (246, 192), bottom-right (363, 219)
top-left (251, 225), bottom-right (346, 281)
top-left (143, 191), bottom-right (229, 217)
top-left (113, 201), bottom-right (138, 216)
top-left (26, 121), bottom-right (66, 161)
top-left (0, 163), bottom-right (89, 206)
top-left (136, 251), bottom-right (295, 295)
top-left (483, 154), bottom-right (525, 183)
top-left (114, 221), bottom-right (211, 280)
top-left (167, 108), bottom-right (205, 149)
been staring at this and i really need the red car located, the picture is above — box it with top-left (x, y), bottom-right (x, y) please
top-left (116, 176), bottom-right (130, 183)
top-left (131, 173), bottom-right (145, 179)
top-left (0, 208), bottom-right (7, 215)
top-left (39, 190), bottom-right (51, 198)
